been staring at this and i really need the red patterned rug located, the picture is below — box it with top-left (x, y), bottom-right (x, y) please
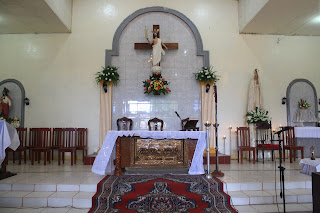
top-left (89, 174), bottom-right (237, 213)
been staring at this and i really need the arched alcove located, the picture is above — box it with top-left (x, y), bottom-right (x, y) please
top-left (105, 7), bottom-right (210, 130)
top-left (286, 79), bottom-right (318, 126)
top-left (0, 79), bottom-right (26, 127)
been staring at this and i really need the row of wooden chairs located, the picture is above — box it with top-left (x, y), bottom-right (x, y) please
top-left (236, 124), bottom-right (304, 164)
top-left (6, 128), bottom-right (88, 166)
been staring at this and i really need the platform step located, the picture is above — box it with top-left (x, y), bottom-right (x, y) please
top-left (228, 188), bottom-right (312, 206)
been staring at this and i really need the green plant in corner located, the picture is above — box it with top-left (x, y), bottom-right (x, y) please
top-left (246, 107), bottom-right (270, 124)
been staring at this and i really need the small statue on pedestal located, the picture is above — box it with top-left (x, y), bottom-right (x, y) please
top-left (310, 146), bottom-right (315, 160)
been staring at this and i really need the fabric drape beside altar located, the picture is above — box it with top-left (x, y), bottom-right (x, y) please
top-left (99, 82), bottom-right (113, 148)
top-left (201, 83), bottom-right (214, 148)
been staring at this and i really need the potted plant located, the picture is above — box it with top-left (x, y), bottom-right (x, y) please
top-left (298, 99), bottom-right (310, 109)
top-left (194, 66), bottom-right (219, 85)
top-left (246, 107), bottom-right (271, 125)
top-left (143, 76), bottom-right (171, 95)
top-left (95, 66), bottom-right (119, 92)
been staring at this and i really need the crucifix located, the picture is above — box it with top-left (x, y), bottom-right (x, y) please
top-left (134, 25), bottom-right (178, 51)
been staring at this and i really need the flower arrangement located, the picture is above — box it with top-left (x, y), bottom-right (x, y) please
top-left (0, 116), bottom-right (20, 128)
top-left (95, 66), bottom-right (119, 85)
top-left (298, 99), bottom-right (310, 109)
top-left (246, 107), bottom-right (270, 124)
top-left (194, 66), bottom-right (219, 84)
top-left (143, 76), bottom-right (171, 95)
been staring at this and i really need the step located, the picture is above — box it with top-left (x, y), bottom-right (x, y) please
top-left (228, 189), bottom-right (312, 206)
top-left (0, 191), bottom-right (95, 208)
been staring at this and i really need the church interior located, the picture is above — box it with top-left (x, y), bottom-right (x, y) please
top-left (0, 0), bottom-right (320, 212)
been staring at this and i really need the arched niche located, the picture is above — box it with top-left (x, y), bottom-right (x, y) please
top-left (286, 79), bottom-right (318, 126)
top-left (0, 79), bottom-right (26, 127)
top-left (106, 7), bottom-right (210, 130)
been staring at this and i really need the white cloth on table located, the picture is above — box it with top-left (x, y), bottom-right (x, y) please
top-left (91, 130), bottom-right (206, 175)
top-left (299, 158), bottom-right (320, 175)
top-left (295, 127), bottom-right (320, 138)
top-left (0, 120), bottom-right (20, 164)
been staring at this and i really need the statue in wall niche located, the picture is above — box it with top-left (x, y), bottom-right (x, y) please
top-left (0, 87), bottom-right (12, 119)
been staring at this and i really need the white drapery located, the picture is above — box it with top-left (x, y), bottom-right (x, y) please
top-left (0, 120), bottom-right (20, 164)
top-left (200, 83), bottom-right (215, 148)
top-left (99, 82), bottom-right (113, 148)
top-left (92, 130), bottom-right (206, 175)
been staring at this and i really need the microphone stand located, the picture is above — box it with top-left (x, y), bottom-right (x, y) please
top-left (276, 131), bottom-right (286, 213)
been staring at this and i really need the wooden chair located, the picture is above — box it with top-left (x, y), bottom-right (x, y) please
top-left (30, 128), bottom-right (52, 165)
top-left (58, 128), bottom-right (76, 166)
top-left (148, 117), bottom-right (164, 131)
top-left (117, 117), bottom-right (133, 130)
top-left (75, 128), bottom-right (88, 163)
top-left (51, 128), bottom-right (64, 160)
top-left (255, 121), bottom-right (279, 164)
top-left (6, 127), bottom-right (27, 165)
top-left (236, 127), bottom-right (256, 164)
top-left (281, 126), bottom-right (304, 163)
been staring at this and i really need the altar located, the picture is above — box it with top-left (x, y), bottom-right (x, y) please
top-left (91, 130), bottom-right (206, 175)
top-left (295, 127), bottom-right (320, 158)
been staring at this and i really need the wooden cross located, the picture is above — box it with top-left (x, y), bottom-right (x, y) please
top-left (134, 25), bottom-right (178, 50)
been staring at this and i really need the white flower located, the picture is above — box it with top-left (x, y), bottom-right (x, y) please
top-left (112, 73), bottom-right (114, 75)
top-left (109, 79), bottom-right (112, 81)
top-left (208, 76), bottom-right (211, 78)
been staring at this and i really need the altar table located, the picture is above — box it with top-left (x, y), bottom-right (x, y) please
top-left (92, 130), bottom-right (206, 175)
top-left (299, 158), bottom-right (320, 176)
top-left (295, 127), bottom-right (320, 158)
top-left (0, 120), bottom-right (20, 164)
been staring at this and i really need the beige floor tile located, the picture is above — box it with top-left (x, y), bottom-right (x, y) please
top-left (251, 204), bottom-right (282, 212)
top-left (234, 205), bottom-right (258, 212)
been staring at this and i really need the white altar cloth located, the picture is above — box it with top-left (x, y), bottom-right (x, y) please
top-left (295, 127), bottom-right (320, 138)
top-left (91, 130), bottom-right (206, 175)
top-left (0, 120), bottom-right (20, 164)
top-left (299, 158), bottom-right (320, 175)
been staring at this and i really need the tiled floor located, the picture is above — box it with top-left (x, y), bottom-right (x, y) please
top-left (0, 158), bottom-right (314, 212)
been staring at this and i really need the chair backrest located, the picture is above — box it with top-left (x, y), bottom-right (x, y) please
top-left (281, 126), bottom-right (295, 146)
top-left (29, 128), bottom-right (51, 148)
top-left (117, 117), bottom-right (133, 131)
top-left (63, 128), bottom-right (76, 148)
top-left (181, 118), bottom-right (189, 131)
top-left (236, 127), bottom-right (251, 148)
top-left (76, 128), bottom-right (88, 148)
top-left (16, 127), bottom-right (27, 148)
top-left (148, 117), bottom-right (164, 131)
top-left (255, 121), bottom-right (273, 145)
top-left (52, 128), bottom-right (64, 148)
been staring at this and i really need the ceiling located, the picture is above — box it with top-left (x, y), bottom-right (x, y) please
top-left (0, 0), bottom-right (319, 35)
top-left (0, 0), bottom-right (70, 34)
top-left (240, 0), bottom-right (320, 36)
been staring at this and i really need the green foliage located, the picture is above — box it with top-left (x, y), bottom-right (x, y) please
top-left (194, 66), bottom-right (219, 83)
top-left (298, 99), bottom-right (310, 109)
top-left (246, 107), bottom-right (270, 124)
top-left (95, 66), bottom-right (120, 85)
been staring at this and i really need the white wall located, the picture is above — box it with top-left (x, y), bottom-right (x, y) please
top-left (0, 0), bottom-right (319, 155)
top-left (45, 0), bottom-right (73, 31)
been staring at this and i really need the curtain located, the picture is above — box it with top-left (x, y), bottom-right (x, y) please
top-left (99, 82), bottom-right (113, 148)
top-left (201, 83), bottom-right (215, 149)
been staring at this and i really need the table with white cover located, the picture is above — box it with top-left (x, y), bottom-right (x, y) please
top-left (92, 130), bottom-right (207, 175)
top-left (0, 120), bottom-right (20, 165)
top-left (295, 127), bottom-right (320, 158)
top-left (299, 158), bottom-right (320, 175)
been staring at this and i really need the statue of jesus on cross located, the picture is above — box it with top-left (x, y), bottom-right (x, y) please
top-left (146, 28), bottom-right (168, 67)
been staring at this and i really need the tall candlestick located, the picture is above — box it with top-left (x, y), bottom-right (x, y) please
top-left (223, 135), bottom-right (226, 154)
top-left (228, 126), bottom-right (232, 156)
top-left (204, 122), bottom-right (212, 179)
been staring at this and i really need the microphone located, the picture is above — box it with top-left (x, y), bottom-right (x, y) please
top-left (175, 111), bottom-right (181, 120)
top-left (274, 126), bottom-right (290, 135)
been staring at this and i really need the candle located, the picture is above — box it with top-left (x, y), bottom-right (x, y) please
top-left (145, 28), bottom-right (148, 38)
top-left (206, 121), bottom-right (209, 124)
